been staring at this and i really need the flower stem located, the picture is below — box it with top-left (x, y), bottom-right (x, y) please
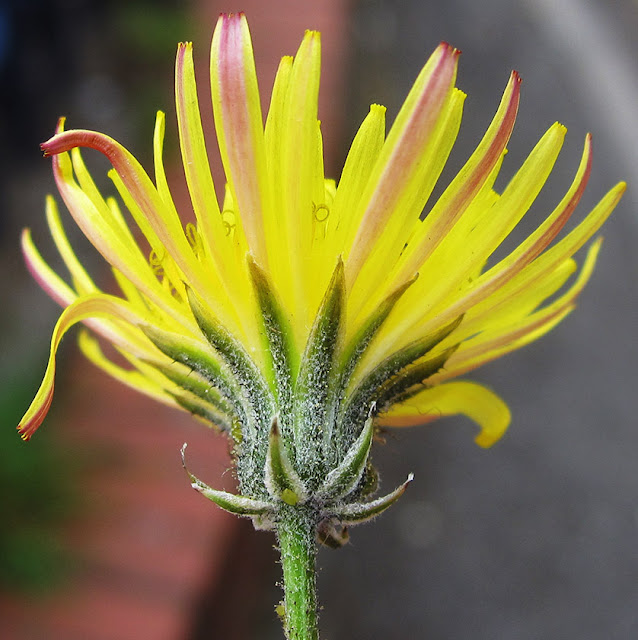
top-left (277, 505), bottom-right (319, 640)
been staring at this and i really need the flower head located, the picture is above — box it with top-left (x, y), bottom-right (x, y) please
top-left (20, 14), bottom-right (624, 526)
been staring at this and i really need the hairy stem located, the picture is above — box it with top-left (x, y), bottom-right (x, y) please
top-left (277, 505), bottom-right (320, 640)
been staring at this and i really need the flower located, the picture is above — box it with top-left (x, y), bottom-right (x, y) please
top-left (19, 14), bottom-right (624, 525)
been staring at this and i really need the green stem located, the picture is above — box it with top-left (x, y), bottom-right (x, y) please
top-left (277, 505), bottom-right (319, 640)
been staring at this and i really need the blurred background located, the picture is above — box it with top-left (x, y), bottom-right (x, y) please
top-left (1, 0), bottom-right (637, 638)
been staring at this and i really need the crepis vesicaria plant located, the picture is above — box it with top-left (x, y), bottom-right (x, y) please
top-left (19, 11), bottom-right (624, 639)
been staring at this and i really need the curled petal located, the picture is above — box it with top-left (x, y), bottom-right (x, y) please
top-left (21, 228), bottom-right (77, 307)
top-left (45, 195), bottom-right (96, 295)
top-left (41, 128), bottom-right (218, 311)
top-left (18, 295), bottom-right (149, 440)
top-left (377, 381), bottom-right (511, 447)
top-left (78, 331), bottom-right (178, 409)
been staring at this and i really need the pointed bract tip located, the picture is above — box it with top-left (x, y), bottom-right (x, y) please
top-left (333, 256), bottom-right (345, 280)
top-left (180, 442), bottom-right (188, 467)
top-left (246, 253), bottom-right (265, 277)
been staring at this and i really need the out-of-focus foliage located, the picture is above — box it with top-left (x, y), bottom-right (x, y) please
top-left (0, 370), bottom-right (76, 591)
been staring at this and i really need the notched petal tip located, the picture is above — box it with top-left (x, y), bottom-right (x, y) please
top-left (215, 11), bottom-right (246, 35)
top-left (438, 41), bottom-right (461, 57)
top-left (17, 389), bottom-right (54, 441)
top-left (176, 41), bottom-right (193, 63)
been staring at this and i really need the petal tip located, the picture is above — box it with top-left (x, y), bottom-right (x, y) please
top-left (439, 41), bottom-right (461, 57)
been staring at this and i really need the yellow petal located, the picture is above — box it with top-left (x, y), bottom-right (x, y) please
top-left (17, 294), bottom-right (150, 440)
top-left (456, 259), bottom-right (577, 340)
top-left (345, 43), bottom-right (460, 283)
top-left (78, 331), bottom-right (179, 409)
top-left (394, 71), bottom-right (521, 284)
top-left (331, 104), bottom-right (387, 251)
top-left (438, 239), bottom-right (602, 381)
top-left (437, 179), bottom-right (625, 343)
top-left (174, 44), bottom-right (227, 265)
top-left (210, 13), bottom-right (270, 267)
top-left (42, 129), bottom-right (213, 306)
top-left (377, 381), bottom-right (510, 447)
top-left (23, 227), bottom-right (164, 359)
top-left (349, 88), bottom-right (465, 316)
top-left (45, 195), bottom-right (96, 295)
top-left (370, 122), bottom-right (569, 356)
top-left (279, 29), bottom-right (324, 320)
top-left (21, 228), bottom-right (77, 307)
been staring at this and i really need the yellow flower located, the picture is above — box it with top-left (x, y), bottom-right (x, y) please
top-left (19, 14), bottom-right (623, 516)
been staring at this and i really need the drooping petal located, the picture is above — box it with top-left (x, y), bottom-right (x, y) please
top-left (377, 381), bottom-right (511, 447)
top-left (21, 228), bottom-right (77, 307)
top-left (44, 196), bottom-right (96, 295)
top-left (18, 294), bottom-right (151, 440)
top-left (44, 133), bottom-right (187, 323)
top-left (23, 228), bottom-right (165, 361)
top-left (78, 331), bottom-right (179, 409)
